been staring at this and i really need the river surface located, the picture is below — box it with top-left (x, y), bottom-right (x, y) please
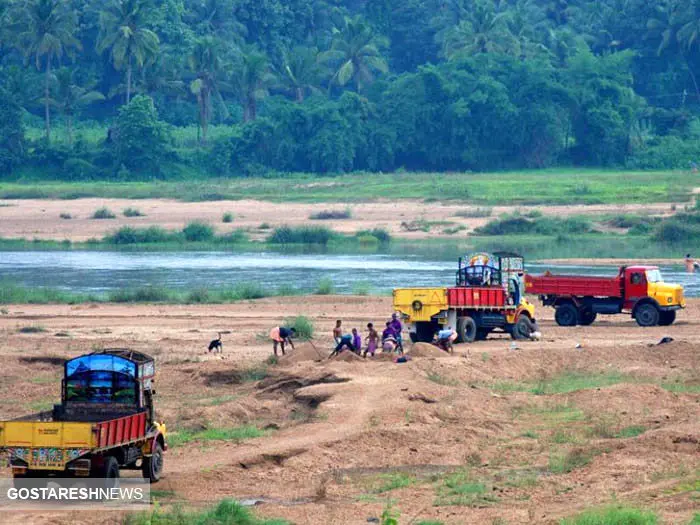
top-left (1, 251), bottom-right (698, 297)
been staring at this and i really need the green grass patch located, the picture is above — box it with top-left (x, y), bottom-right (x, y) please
top-left (222, 212), bottom-right (234, 223)
top-left (474, 214), bottom-right (595, 236)
top-left (548, 447), bottom-right (600, 474)
top-left (370, 472), bottom-right (417, 493)
top-left (126, 498), bottom-right (290, 525)
top-left (183, 221), bottom-right (215, 242)
top-left (559, 506), bottom-right (658, 525)
top-left (29, 400), bottom-right (54, 412)
top-left (689, 514), bottom-right (700, 525)
top-left (454, 208), bottom-right (492, 218)
top-left (91, 207), bottom-right (116, 219)
top-left (5, 170), bottom-right (692, 205)
top-left (168, 425), bottom-right (266, 448)
top-left (434, 470), bottom-right (498, 507)
top-left (494, 371), bottom-right (628, 395)
top-left (18, 325), bottom-right (47, 333)
top-left (661, 381), bottom-right (700, 394)
top-left (615, 425), bottom-right (646, 439)
top-left (122, 207), bottom-right (145, 217)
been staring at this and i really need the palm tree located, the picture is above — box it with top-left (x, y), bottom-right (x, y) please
top-left (18, 0), bottom-right (80, 141)
top-left (277, 46), bottom-right (325, 102)
top-left (322, 15), bottom-right (388, 93)
top-left (97, 0), bottom-right (160, 105)
top-left (232, 46), bottom-right (275, 122)
top-left (188, 37), bottom-right (230, 143)
top-left (50, 68), bottom-right (104, 145)
top-left (677, 1), bottom-right (700, 51)
top-left (442, 1), bottom-right (515, 59)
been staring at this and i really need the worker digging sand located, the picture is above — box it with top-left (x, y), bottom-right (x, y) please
top-left (270, 326), bottom-right (296, 356)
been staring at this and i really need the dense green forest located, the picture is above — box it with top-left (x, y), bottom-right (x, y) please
top-left (2, 0), bottom-right (700, 179)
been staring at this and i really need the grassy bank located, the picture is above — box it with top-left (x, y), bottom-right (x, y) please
top-left (1, 169), bottom-right (696, 205)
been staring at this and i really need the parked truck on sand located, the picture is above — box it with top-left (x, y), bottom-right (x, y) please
top-left (394, 252), bottom-right (539, 343)
top-left (0, 349), bottom-right (166, 486)
top-left (525, 265), bottom-right (685, 327)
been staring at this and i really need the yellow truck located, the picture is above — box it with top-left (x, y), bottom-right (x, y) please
top-left (0, 349), bottom-right (166, 485)
top-left (393, 253), bottom-right (538, 343)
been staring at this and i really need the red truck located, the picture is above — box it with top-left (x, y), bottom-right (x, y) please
top-left (525, 265), bottom-right (685, 327)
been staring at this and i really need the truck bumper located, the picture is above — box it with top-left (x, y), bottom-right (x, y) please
top-left (659, 305), bottom-right (684, 311)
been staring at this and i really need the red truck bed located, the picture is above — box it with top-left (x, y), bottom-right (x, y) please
top-left (95, 411), bottom-right (148, 450)
top-left (448, 286), bottom-right (507, 308)
top-left (525, 274), bottom-right (622, 298)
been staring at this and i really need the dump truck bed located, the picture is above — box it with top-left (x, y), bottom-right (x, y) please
top-left (525, 274), bottom-right (622, 298)
top-left (0, 411), bottom-right (148, 469)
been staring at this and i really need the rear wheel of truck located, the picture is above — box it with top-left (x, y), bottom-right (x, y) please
top-left (555, 303), bottom-right (578, 326)
top-left (99, 456), bottom-right (120, 490)
top-left (578, 308), bottom-right (597, 326)
top-left (457, 316), bottom-right (477, 343)
top-left (512, 316), bottom-right (534, 340)
top-left (658, 310), bottom-right (676, 326)
top-left (142, 441), bottom-right (163, 483)
top-left (635, 303), bottom-right (660, 327)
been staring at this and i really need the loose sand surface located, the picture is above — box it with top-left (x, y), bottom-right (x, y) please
top-left (0, 296), bottom-right (698, 524)
top-left (0, 198), bottom-right (683, 241)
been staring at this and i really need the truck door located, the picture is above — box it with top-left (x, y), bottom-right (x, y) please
top-left (624, 269), bottom-right (648, 310)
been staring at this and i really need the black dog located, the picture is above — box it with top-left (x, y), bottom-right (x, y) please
top-left (208, 333), bottom-right (223, 353)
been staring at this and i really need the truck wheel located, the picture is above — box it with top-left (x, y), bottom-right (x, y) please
top-left (512, 316), bottom-right (534, 340)
top-left (102, 456), bottom-right (120, 489)
top-left (457, 316), bottom-right (477, 343)
top-left (635, 303), bottom-right (660, 327)
top-left (554, 304), bottom-right (578, 326)
top-left (658, 310), bottom-right (676, 326)
top-left (142, 441), bottom-right (163, 483)
top-left (578, 309), bottom-right (597, 326)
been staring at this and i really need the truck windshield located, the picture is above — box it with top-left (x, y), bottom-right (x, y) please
top-left (646, 269), bottom-right (663, 283)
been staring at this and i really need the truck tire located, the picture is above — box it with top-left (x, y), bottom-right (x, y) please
top-left (578, 308), bottom-right (597, 326)
top-left (554, 303), bottom-right (578, 326)
top-left (635, 303), bottom-right (660, 327)
top-left (457, 316), bottom-right (477, 343)
top-left (103, 456), bottom-right (120, 488)
top-left (142, 441), bottom-right (163, 483)
top-left (512, 316), bottom-right (534, 340)
top-left (658, 310), bottom-right (676, 326)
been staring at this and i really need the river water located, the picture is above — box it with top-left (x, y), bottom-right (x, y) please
top-left (1, 251), bottom-right (698, 297)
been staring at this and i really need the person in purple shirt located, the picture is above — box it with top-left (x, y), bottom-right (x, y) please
top-left (389, 313), bottom-right (403, 352)
top-left (352, 328), bottom-right (362, 355)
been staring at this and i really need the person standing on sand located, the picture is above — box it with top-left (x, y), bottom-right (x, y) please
top-left (389, 313), bottom-right (403, 352)
top-left (365, 323), bottom-right (379, 357)
top-left (270, 326), bottom-right (296, 356)
top-left (352, 328), bottom-right (362, 355)
top-left (333, 320), bottom-right (343, 345)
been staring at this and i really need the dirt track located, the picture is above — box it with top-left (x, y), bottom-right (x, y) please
top-left (0, 197), bottom-right (681, 241)
top-left (0, 296), bottom-right (698, 524)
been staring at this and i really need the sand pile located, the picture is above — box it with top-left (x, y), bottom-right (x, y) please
top-left (408, 343), bottom-right (451, 358)
top-left (329, 350), bottom-right (364, 362)
top-left (277, 342), bottom-right (326, 365)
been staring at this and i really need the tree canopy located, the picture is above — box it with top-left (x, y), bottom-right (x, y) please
top-left (1, 0), bottom-right (700, 177)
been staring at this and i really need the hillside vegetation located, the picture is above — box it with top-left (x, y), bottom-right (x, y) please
top-left (2, 0), bottom-right (700, 180)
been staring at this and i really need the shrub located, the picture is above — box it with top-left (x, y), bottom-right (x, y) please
top-left (91, 207), bottom-right (116, 219)
top-left (108, 286), bottom-right (173, 303)
top-left (267, 226), bottom-right (336, 245)
top-left (315, 277), bottom-right (335, 295)
top-left (123, 207), bottom-right (145, 217)
top-left (652, 214), bottom-right (700, 243)
top-left (222, 212), bottom-right (234, 223)
top-left (59, 213), bottom-right (73, 220)
top-left (104, 226), bottom-right (174, 244)
top-left (309, 208), bottom-right (352, 220)
top-left (19, 325), bottom-right (46, 333)
top-left (183, 221), bottom-right (215, 242)
top-left (454, 208), bottom-right (492, 218)
top-left (357, 228), bottom-right (391, 243)
top-left (284, 316), bottom-right (314, 340)
top-left (560, 506), bottom-right (658, 525)
top-left (474, 215), bottom-right (594, 236)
